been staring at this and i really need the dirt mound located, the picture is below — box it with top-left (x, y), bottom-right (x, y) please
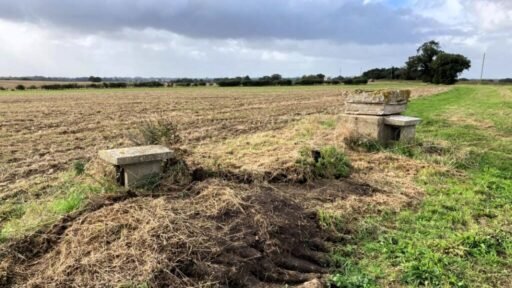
top-left (3, 179), bottom-right (331, 287)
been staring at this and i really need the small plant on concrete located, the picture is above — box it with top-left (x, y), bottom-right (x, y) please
top-left (129, 117), bottom-right (181, 147)
top-left (297, 146), bottom-right (351, 180)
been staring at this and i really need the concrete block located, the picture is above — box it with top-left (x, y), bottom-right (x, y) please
top-left (342, 114), bottom-right (419, 144)
top-left (384, 115), bottom-right (421, 126)
top-left (344, 89), bottom-right (411, 104)
top-left (341, 114), bottom-right (394, 143)
top-left (344, 89), bottom-right (411, 115)
top-left (98, 145), bottom-right (173, 188)
top-left (345, 102), bottom-right (407, 115)
top-left (397, 126), bottom-right (416, 143)
top-left (99, 145), bottom-right (173, 166)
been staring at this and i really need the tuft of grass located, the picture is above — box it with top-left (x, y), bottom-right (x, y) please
top-left (317, 209), bottom-right (347, 234)
top-left (320, 118), bottom-right (337, 129)
top-left (297, 146), bottom-right (351, 180)
top-left (128, 117), bottom-right (181, 147)
top-left (329, 259), bottom-right (377, 288)
top-left (51, 191), bottom-right (85, 214)
top-left (343, 134), bottom-right (382, 152)
top-left (73, 160), bottom-right (86, 176)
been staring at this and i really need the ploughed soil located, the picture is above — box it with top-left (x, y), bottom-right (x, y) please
top-left (0, 85), bottom-right (446, 201)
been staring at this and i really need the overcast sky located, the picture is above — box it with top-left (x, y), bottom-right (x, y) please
top-left (0, 0), bottom-right (510, 78)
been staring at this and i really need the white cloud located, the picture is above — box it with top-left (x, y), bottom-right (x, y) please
top-left (0, 0), bottom-right (511, 78)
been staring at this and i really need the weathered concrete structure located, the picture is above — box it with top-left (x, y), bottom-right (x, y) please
top-left (342, 89), bottom-right (421, 143)
top-left (99, 145), bottom-right (173, 188)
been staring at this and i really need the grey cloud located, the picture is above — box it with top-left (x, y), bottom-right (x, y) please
top-left (0, 0), bottom-right (442, 44)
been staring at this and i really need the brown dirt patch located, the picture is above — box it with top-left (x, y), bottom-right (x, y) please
top-left (2, 179), bottom-right (337, 287)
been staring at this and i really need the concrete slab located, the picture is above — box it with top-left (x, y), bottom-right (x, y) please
top-left (384, 115), bottom-right (421, 126)
top-left (98, 145), bottom-right (173, 166)
top-left (344, 89), bottom-right (411, 104)
top-left (345, 102), bottom-right (407, 115)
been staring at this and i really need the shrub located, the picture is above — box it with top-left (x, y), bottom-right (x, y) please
top-left (28, 85), bottom-right (38, 90)
top-left (498, 78), bottom-right (512, 84)
top-left (60, 83), bottom-right (81, 89)
top-left (133, 81), bottom-right (164, 88)
top-left (295, 74), bottom-right (325, 85)
top-left (104, 82), bottom-right (128, 88)
top-left (0, 86), bottom-right (5, 91)
top-left (343, 78), bottom-right (354, 85)
top-left (343, 77), bottom-right (368, 85)
top-left (297, 146), bottom-right (351, 180)
top-left (129, 117), bottom-right (181, 147)
top-left (242, 79), bottom-right (272, 86)
top-left (41, 83), bottom-right (83, 90)
top-left (41, 84), bottom-right (63, 90)
top-left (276, 79), bottom-right (293, 86)
top-left (216, 78), bottom-right (242, 87)
top-left (86, 83), bottom-right (102, 89)
top-left (15, 84), bottom-right (25, 90)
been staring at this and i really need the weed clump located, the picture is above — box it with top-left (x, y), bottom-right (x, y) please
top-left (129, 117), bottom-right (181, 147)
top-left (343, 133), bottom-right (382, 152)
top-left (297, 146), bottom-right (351, 180)
top-left (72, 160), bottom-right (86, 176)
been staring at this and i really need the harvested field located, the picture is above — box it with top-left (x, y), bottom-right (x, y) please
top-left (0, 84), bottom-right (442, 197)
top-left (0, 83), bottom-right (451, 287)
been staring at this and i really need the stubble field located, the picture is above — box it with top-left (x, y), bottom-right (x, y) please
top-left (0, 83), bottom-right (443, 198)
top-left (2, 83), bottom-right (510, 287)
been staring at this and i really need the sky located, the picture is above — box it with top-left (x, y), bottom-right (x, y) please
top-left (0, 0), bottom-right (510, 78)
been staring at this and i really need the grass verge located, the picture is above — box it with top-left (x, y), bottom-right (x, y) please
top-left (0, 167), bottom-right (117, 241)
top-left (329, 85), bottom-right (512, 287)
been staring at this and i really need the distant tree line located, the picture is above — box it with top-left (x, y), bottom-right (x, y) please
top-left (215, 74), bottom-right (368, 87)
top-left (362, 41), bottom-right (471, 85)
top-left (40, 82), bottom-right (129, 90)
top-left (3, 74), bottom-right (372, 91)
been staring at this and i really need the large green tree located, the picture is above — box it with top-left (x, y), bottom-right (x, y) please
top-left (405, 41), bottom-right (471, 85)
top-left (431, 53), bottom-right (471, 84)
top-left (405, 41), bottom-right (442, 83)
